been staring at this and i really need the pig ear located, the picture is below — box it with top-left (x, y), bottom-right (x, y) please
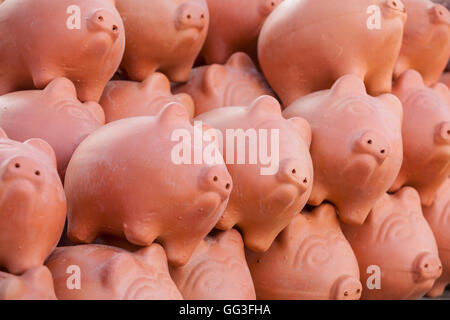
top-left (141, 73), bottom-right (171, 93)
top-left (0, 276), bottom-right (23, 300)
top-left (288, 117), bottom-right (312, 147)
top-left (23, 267), bottom-right (54, 288)
top-left (83, 102), bottom-right (106, 124)
top-left (203, 65), bottom-right (227, 94)
top-left (135, 244), bottom-right (169, 269)
top-left (101, 252), bottom-right (135, 287)
top-left (226, 52), bottom-right (256, 69)
top-left (24, 138), bottom-right (57, 168)
top-left (0, 127), bottom-right (8, 139)
top-left (157, 103), bottom-right (190, 124)
top-left (249, 95), bottom-right (282, 118)
top-left (216, 229), bottom-right (244, 248)
top-left (432, 83), bottom-right (450, 105)
top-left (175, 93), bottom-right (195, 118)
top-left (429, 4), bottom-right (450, 25)
top-left (396, 187), bottom-right (422, 208)
top-left (44, 78), bottom-right (78, 98)
top-left (331, 75), bottom-right (367, 97)
top-left (312, 203), bottom-right (339, 226)
top-left (393, 70), bottom-right (425, 92)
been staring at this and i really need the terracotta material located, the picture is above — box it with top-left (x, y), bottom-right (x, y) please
top-left (440, 72), bottom-right (450, 88)
top-left (0, 267), bottom-right (57, 300)
top-left (196, 96), bottom-right (313, 252)
top-left (65, 104), bottom-right (232, 266)
top-left (0, 78), bottom-right (105, 179)
top-left (0, 129), bottom-right (66, 274)
top-left (390, 70), bottom-right (450, 206)
top-left (394, 0), bottom-right (450, 86)
top-left (283, 75), bottom-right (403, 225)
top-left (116, 0), bottom-right (209, 82)
top-left (46, 244), bottom-right (183, 300)
top-left (201, 0), bottom-right (282, 64)
top-left (174, 52), bottom-right (274, 116)
top-left (169, 229), bottom-right (256, 300)
top-left (247, 204), bottom-right (362, 300)
top-left (0, 0), bottom-right (125, 102)
top-left (342, 187), bottom-right (442, 300)
top-left (423, 179), bottom-right (450, 298)
top-left (100, 73), bottom-right (195, 122)
top-left (259, 0), bottom-right (407, 106)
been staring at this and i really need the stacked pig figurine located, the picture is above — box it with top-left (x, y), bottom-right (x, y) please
top-left (0, 0), bottom-right (449, 301)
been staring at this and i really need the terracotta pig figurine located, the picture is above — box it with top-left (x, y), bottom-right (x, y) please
top-left (116, 0), bottom-right (209, 83)
top-left (423, 179), bottom-right (450, 298)
top-left (174, 52), bottom-right (274, 116)
top-left (196, 96), bottom-right (313, 252)
top-left (0, 0), bottom-right (125, 102)
top-left (259, 0), bottom-right (407, 106)
top-left (0, 78), bottom-right (105, 179)
top-left (65, 103), bottom-right (233, 266)
top-left (46, 244), bottom-right (183, 300)
top-left (100, 73), bottom-right (195, 122)
top-left (394, 0), bottom-right (450, 86)
top-left (170, 230), bottom-right (256, 300)
top-left (391, 70), bottom-right (450, 206)
top-left (201, 0), bottom-right (283, 64)
top-left (247, 204), bottom-right (362, 300)
top-left (283, 75), bottom-right (403, 225)
top-left (0, 267), bottom-right (57, 300)
top-left (342, 187), bottom-right (442, 300)
top-left (0, 129), bottom-right (66, 274)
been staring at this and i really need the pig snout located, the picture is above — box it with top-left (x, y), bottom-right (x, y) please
top-left (276, 159), bottom-right (310, 193)
top-left (383, 0), bottom-right (406, 14)
top-left (413, 252), bottom-right (442, 283)
top-left (1, 156), bottom-right (44, 187)
top-left (332, 275), bottom-right (362, 300)
top-left (260, 0), bottom-right (283, 16)
top-left (435, 121), bottom-right (450, 145)
top-left (87, 10), bottom-right (121, 41)
top-left (354, 130), bottom-right (390, 164)
top-left (431, 4), bottom-right (450, 26)
top-left (175, 3), bottom-right (207, 31)
top-left (199, 166), bottom-right (232, 200)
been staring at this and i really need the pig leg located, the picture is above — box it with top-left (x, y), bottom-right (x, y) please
top-left (67, 213), bottom-right (99, 244)
top-left (365, 70), bottom-right (394, 97)
top-left (389, 171), bottom-right (407, 193)
top-left (307, 184), bottom-right (327, 206)
top-left (122, 218), bottom-right (160, 247)
top-left (426, 279), bottom-right (448, 298)
top-left (161, 237), bottom-right (198, 267)
top-left (75, 80), bottom-right (104, 103)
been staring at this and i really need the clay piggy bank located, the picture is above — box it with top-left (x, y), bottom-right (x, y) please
top-left (100, 73), bottom-right (195, 122)
top-left (0, 0), bottom-right (125, 102)
top-left (116, 0), bottom-right (209, 82)
top-left (0, 78), bottom-right (105, 179)
top-left (169, 230), bottom-right (255, 300)
top-left (394, 0), bottom-right (450, 86)
top-left (46, 244), bottom-right (183, 300)
top-left (342, 187), bottom-right (442, 300)
top-left (390, 70), bottom-right (450, 206)
top-left (201, 0), bottom-right (282, 64)
top-left (196, 96), bottom-right (313, 252)
top-left (174, 52), bottom-right (274, 116)
top-left (283, 75), bottom-right (403, 225)
top-left (0, 267), bottom-right (57, 300)
top-left (247, 204), bottom-right (362, 300)
top-left (423, 179), bottom-right (450, 298)
top-left (259, 0), bottom-right (407, 106)
top-left (65, 104), bottom-right (232, 266)
top-left (0, 129), bottom-right (66, 274)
